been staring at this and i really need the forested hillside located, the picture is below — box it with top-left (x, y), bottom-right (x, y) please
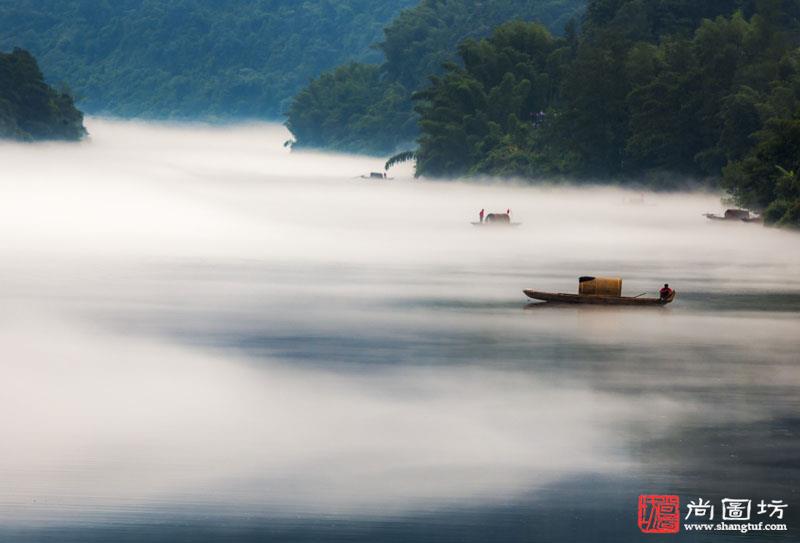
top-left (411, 0), bottom-right (800, 225)
top-left (0, 0), bottom-right (416, 119)
top-left (0, 48), bottom-right (85, 140)
top-left (285, 0), bottom-right (585, 154)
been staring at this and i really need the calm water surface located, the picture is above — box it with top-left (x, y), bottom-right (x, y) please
top-left (0, 120), bottom-right (798, 542)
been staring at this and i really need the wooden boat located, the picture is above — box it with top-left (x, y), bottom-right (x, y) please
top-left (523, 289), bottom-right (676, 306)
top-left (704, 209), bottom-right (761, 222)
top-left (472, 212), bottom-right (520, 226)
top-left (360, 172), bottom-right (393, 180)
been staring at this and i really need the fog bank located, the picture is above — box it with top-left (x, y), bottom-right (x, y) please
top-left (0, 119), bottom-right (798, 527)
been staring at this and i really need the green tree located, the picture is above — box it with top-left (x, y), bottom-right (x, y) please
top-left (0, 48), bottom-right (85, 141)
top-left (0, 0), bottom-right (416, 119)
top-left (409, 0), bottom-right (800, 214)
top-left (723, 112), bottom-right (800, 226)
top-left (414, 22), bottom-right (563, 177)
top-left (286, 0), bottom-right (586, 155)
top-left (286, 63), bottom-right (416, 154)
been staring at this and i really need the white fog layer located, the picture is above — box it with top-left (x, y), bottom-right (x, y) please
top-left (0, 119), bottom-right (798, 526)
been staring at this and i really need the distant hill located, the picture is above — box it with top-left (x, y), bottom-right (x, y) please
top-left (0, 47), bottom-right (85, 140)
top-left (0, 0), bottom-right (416, 119)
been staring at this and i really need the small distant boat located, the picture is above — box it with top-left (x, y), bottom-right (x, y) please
top-left (361, 172), bottom-right (393, 180)
top-left (524, 276), bottom-right (676, 306)
top-left (472, 213), bottom-right (521, 227)
top-left (704, 209), bottom-right (761, 223)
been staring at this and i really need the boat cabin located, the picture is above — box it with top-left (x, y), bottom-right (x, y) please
top-left (485, 213), bottom-right (511, 224)
top-left (724, 209), bottom-right (751, 220)
top-left (578, 276), bottom-right (622, 296)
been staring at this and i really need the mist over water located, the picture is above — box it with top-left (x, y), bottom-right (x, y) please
top-left (1, 119), bottom-right (799, 541)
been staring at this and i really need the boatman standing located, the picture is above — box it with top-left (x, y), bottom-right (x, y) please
top-left (479, 209), bottom-right (485, 223)
top-left (660, 283), bottom-right (673, 300)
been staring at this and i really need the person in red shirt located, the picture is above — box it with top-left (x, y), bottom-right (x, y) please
top-left (479, 209), bottom-right (485, 223)
top-left (659, 283), bottom-right (673, 299)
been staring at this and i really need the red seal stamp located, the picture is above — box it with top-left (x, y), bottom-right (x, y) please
top-left (638, 495), bottom-right (680, 533)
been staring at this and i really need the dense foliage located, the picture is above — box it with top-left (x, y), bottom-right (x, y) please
top-left (412, 0), bottom-right (800, 226)
top-left (0, 48), bottom-right (85, 140)
top-left (0, 0), bottom-right (415, 119)
top-left (286, 63), bottom-right (417, 154)
top-left (380, 0), bottom-right (584, 90)
top-left (286, 0), bottom-right (585, 154)
top-left (414, 21), bottom-right (564, 176)
top-left (723, 112), bottom-right (800, 226)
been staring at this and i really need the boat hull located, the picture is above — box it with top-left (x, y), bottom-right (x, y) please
top-left (523, 290), bottom-right (675, 306)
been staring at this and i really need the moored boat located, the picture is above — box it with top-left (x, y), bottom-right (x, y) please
top-left (472, 212), bottom-right (520, 226)
top-left (360, 171), bottom-right (393, 180)
top-left (704, 208), bottom-right (761, 223)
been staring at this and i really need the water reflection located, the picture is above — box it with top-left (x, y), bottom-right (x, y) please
top-left (0, 119), bottom-right (798, 541)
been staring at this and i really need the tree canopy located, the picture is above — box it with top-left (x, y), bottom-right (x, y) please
top-left (410, 0), bottom-right (800, 226)
top-left (0, 0), bottom-right (416, 119)
top-left (0, 47), bottom-right (85, 140)
top-left (379, 0), bottom-right (584, 90)
top-left (285, 0), bottom-right (585, 154)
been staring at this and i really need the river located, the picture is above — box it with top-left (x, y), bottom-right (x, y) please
top-left (0, 119), bottom-right (798, 542)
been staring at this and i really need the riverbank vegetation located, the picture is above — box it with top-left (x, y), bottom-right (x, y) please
top-left (409, 0), bottom-right (800, 226)
top-left (285, 0), bottom-right (585, 155)
top-left (0, 48), bottom-right (85, 141)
